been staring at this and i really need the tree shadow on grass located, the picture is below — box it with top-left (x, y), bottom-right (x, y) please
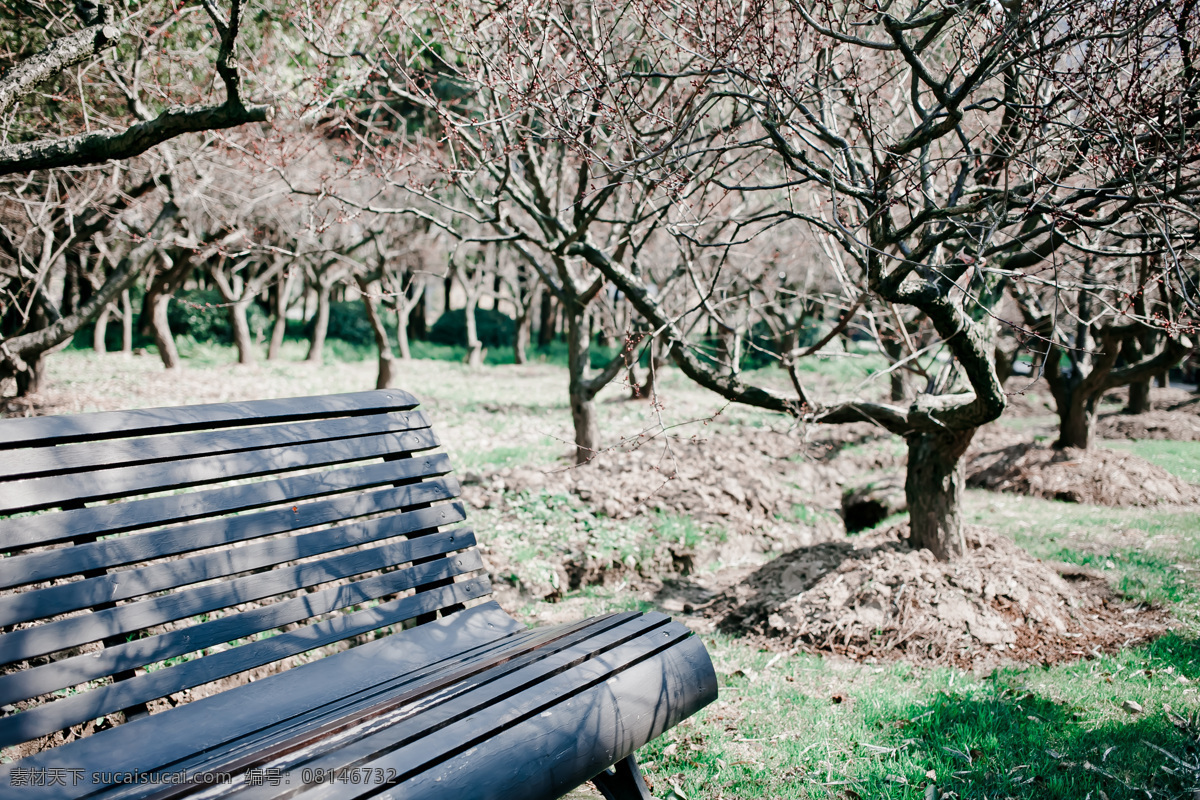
top-left (864, 635), bottom-right (1200, 799)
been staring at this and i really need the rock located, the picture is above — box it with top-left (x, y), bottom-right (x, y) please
top-left (1121, 700), bottom-right (1143, 714)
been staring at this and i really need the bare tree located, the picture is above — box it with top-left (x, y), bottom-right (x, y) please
top-left (429, 0), bottom-right (1200, 559)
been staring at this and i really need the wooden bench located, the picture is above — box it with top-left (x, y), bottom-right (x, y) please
top-left (0, 390), bottom-right (716, 800)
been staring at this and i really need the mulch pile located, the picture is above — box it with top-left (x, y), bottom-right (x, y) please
top-left (1096, 409), bottom-right (1200, 442)
top-left (967, 442), bottom-right (1200, 506)
top-left (469, 428), bottom-right (887, 536)
top-left (709, 524), bottom-right (1167, 669)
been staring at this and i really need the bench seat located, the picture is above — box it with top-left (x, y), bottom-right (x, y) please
top-left (0, 390), bottom-right (716, 800)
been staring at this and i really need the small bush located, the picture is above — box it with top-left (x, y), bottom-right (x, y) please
top-left (168, 290), bottom-right (269, 344)
top-left (430, 307), bottom-right (515, 349)
top-left (305, 301), bottom-right (378, 347)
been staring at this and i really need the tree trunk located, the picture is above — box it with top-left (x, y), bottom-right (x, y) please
top-left (538, 292), bottom-right (556, 347)
top-left (395, 305), bottom-right (412, 360)
top-left (638, 333), bottom-right (668, 399)
top-left (306, 284), bottom-right (331, 364)
top-left (884, 338), bottom-right (905, 401)
top-left (358, 277), bottom-right (398, 389)
top-left (406, 277), bottom-right (427, 342)
top-left (15, 351), bottom-right (45, 395)
top-left (514, 307), bottom-right (532, 365)
top-left (1126, 380), bottom-right (1151, 414)
top-left (1056, 386), bottom-right (1097, 449)
top-left (719, 328), bottom-right (742, 375)
top-left (151, 292), bottom-right (180, 369)
top-left (567, 309), bottom-right (599, 464)
top-left (905, 429), bottom-right (973, 561)
top-left (267, 271), bottom-right (292, 361)
top-left (93, 304), bottom-right (111, 353)
top-left (229, 299), bottom-right (255, 365)
top-left (120, 289), bottom-right (133, 355)
top-left (464, 297), bottom-right (483, 368)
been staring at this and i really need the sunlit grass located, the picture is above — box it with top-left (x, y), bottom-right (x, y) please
top-left (1106, 439), bottom-right (1200, 485)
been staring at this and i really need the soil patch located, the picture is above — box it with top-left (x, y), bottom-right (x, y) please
top-left (1096, 409), bottom-right (1200, 442)
top-left (709, 524), bottom-right (1168, 669)
top-left (465, 425), bottom-right (908, 603)
top-left (967, 442), bottom-right (1200, 506)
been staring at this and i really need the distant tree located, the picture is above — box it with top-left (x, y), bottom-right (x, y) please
top-left (0, 164), bottom-right (174, 393)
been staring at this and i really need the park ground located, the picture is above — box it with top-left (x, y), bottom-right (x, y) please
top-left (8, 344), bottom-right (1200, 800)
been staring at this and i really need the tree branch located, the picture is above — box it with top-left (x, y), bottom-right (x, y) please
top-left (0, 102), bottom-right (272, 176)
top-left (0, 17), bottom-right (120, 116)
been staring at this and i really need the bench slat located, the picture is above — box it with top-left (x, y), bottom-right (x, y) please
top-left (218, 614), bottom-right (685, 800)
top-left (0, 411), bottom-right (430, 480)
top-left (0, 390), bottom-right (419, 449)
top-left (0, 533), bottom-right (480, 707)
top-left (126, 615), bottom-right (639, 800)
top-left (0, 604), bottom-right (525, 800)
top-left (0, 503), bottom-right (467, 626)
top-left (0, 429), bottom-right (440, 514)
top-left (0, 534), bottom-right (476, 666)
top-left (377, 623), bottom-right (715, 800)
top-left (0, 576), bottom-right (492, 749)
top-left (311, 623), bottom-right (693, 800)
top-left (0, 455), bottom-right (455, 555)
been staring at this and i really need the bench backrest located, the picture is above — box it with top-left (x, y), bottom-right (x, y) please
top-left (0, 390), bottom-right (487, 752)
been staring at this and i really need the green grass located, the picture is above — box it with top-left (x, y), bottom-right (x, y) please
top-left (968, 490), bottom-right (1200, 612)
top-left (1106, 440), bottom-right (1200, 484)
top-left (19, 346), bottom-right (1200, 797)
top-left (623, 630), bottom-right (1200, 800)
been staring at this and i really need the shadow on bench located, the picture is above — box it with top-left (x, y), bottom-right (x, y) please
top-left (0, 390), bottom-right (716, 800)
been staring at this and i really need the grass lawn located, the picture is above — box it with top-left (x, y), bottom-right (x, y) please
top-left (1106, 440), bottom-right (1200, 485)
top-left (12, 348), bottom-right (1200, 799)
top-left (621, 490), bottom-right (1200, 800)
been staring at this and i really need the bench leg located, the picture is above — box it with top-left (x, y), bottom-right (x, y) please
top-left (590, 754), bottom-right (652, 800)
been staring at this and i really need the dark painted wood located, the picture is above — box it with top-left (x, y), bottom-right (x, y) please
top-left (0, 410), bottom-right (429, 480)
top-left (217, 617), bottom-right (709, 800)
top-left (0, 604), bottom-right (525, 800)
top-left (0, 390), bottom-right (419, 449)
top-left (1, 428), bottom-right (440, 514)
top-left (0, 536), bottom-right (481, 705)
top-left (0, 503), bottom-right (467, 625)
top-left (128, 617), bottom-right (632, 800)
top-left (0, 536), bottom-right (478, 666)
top-left (386, 627), bottom-right (717, 800)
top-left (0, 460), bottom-right (457, 573)
top-left (0, 577), bottom-right (493, 749)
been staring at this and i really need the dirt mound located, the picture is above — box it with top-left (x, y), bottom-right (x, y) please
top-left (468, 429), bottom-right (854, 534)
top-left (710, 525), bottom-right (1167, 668)
top-left (1097, 409), bottom-right (1200, 442)
top-left (967, 442), bottom-right (1200, 506)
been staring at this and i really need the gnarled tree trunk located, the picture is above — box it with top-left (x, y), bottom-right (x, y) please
top-left (268, 269), bottom-right (295, 361)
top-left (905, 429), bottom-right (974, 560)
top-left (93, 303), bottom-right (111, 353)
